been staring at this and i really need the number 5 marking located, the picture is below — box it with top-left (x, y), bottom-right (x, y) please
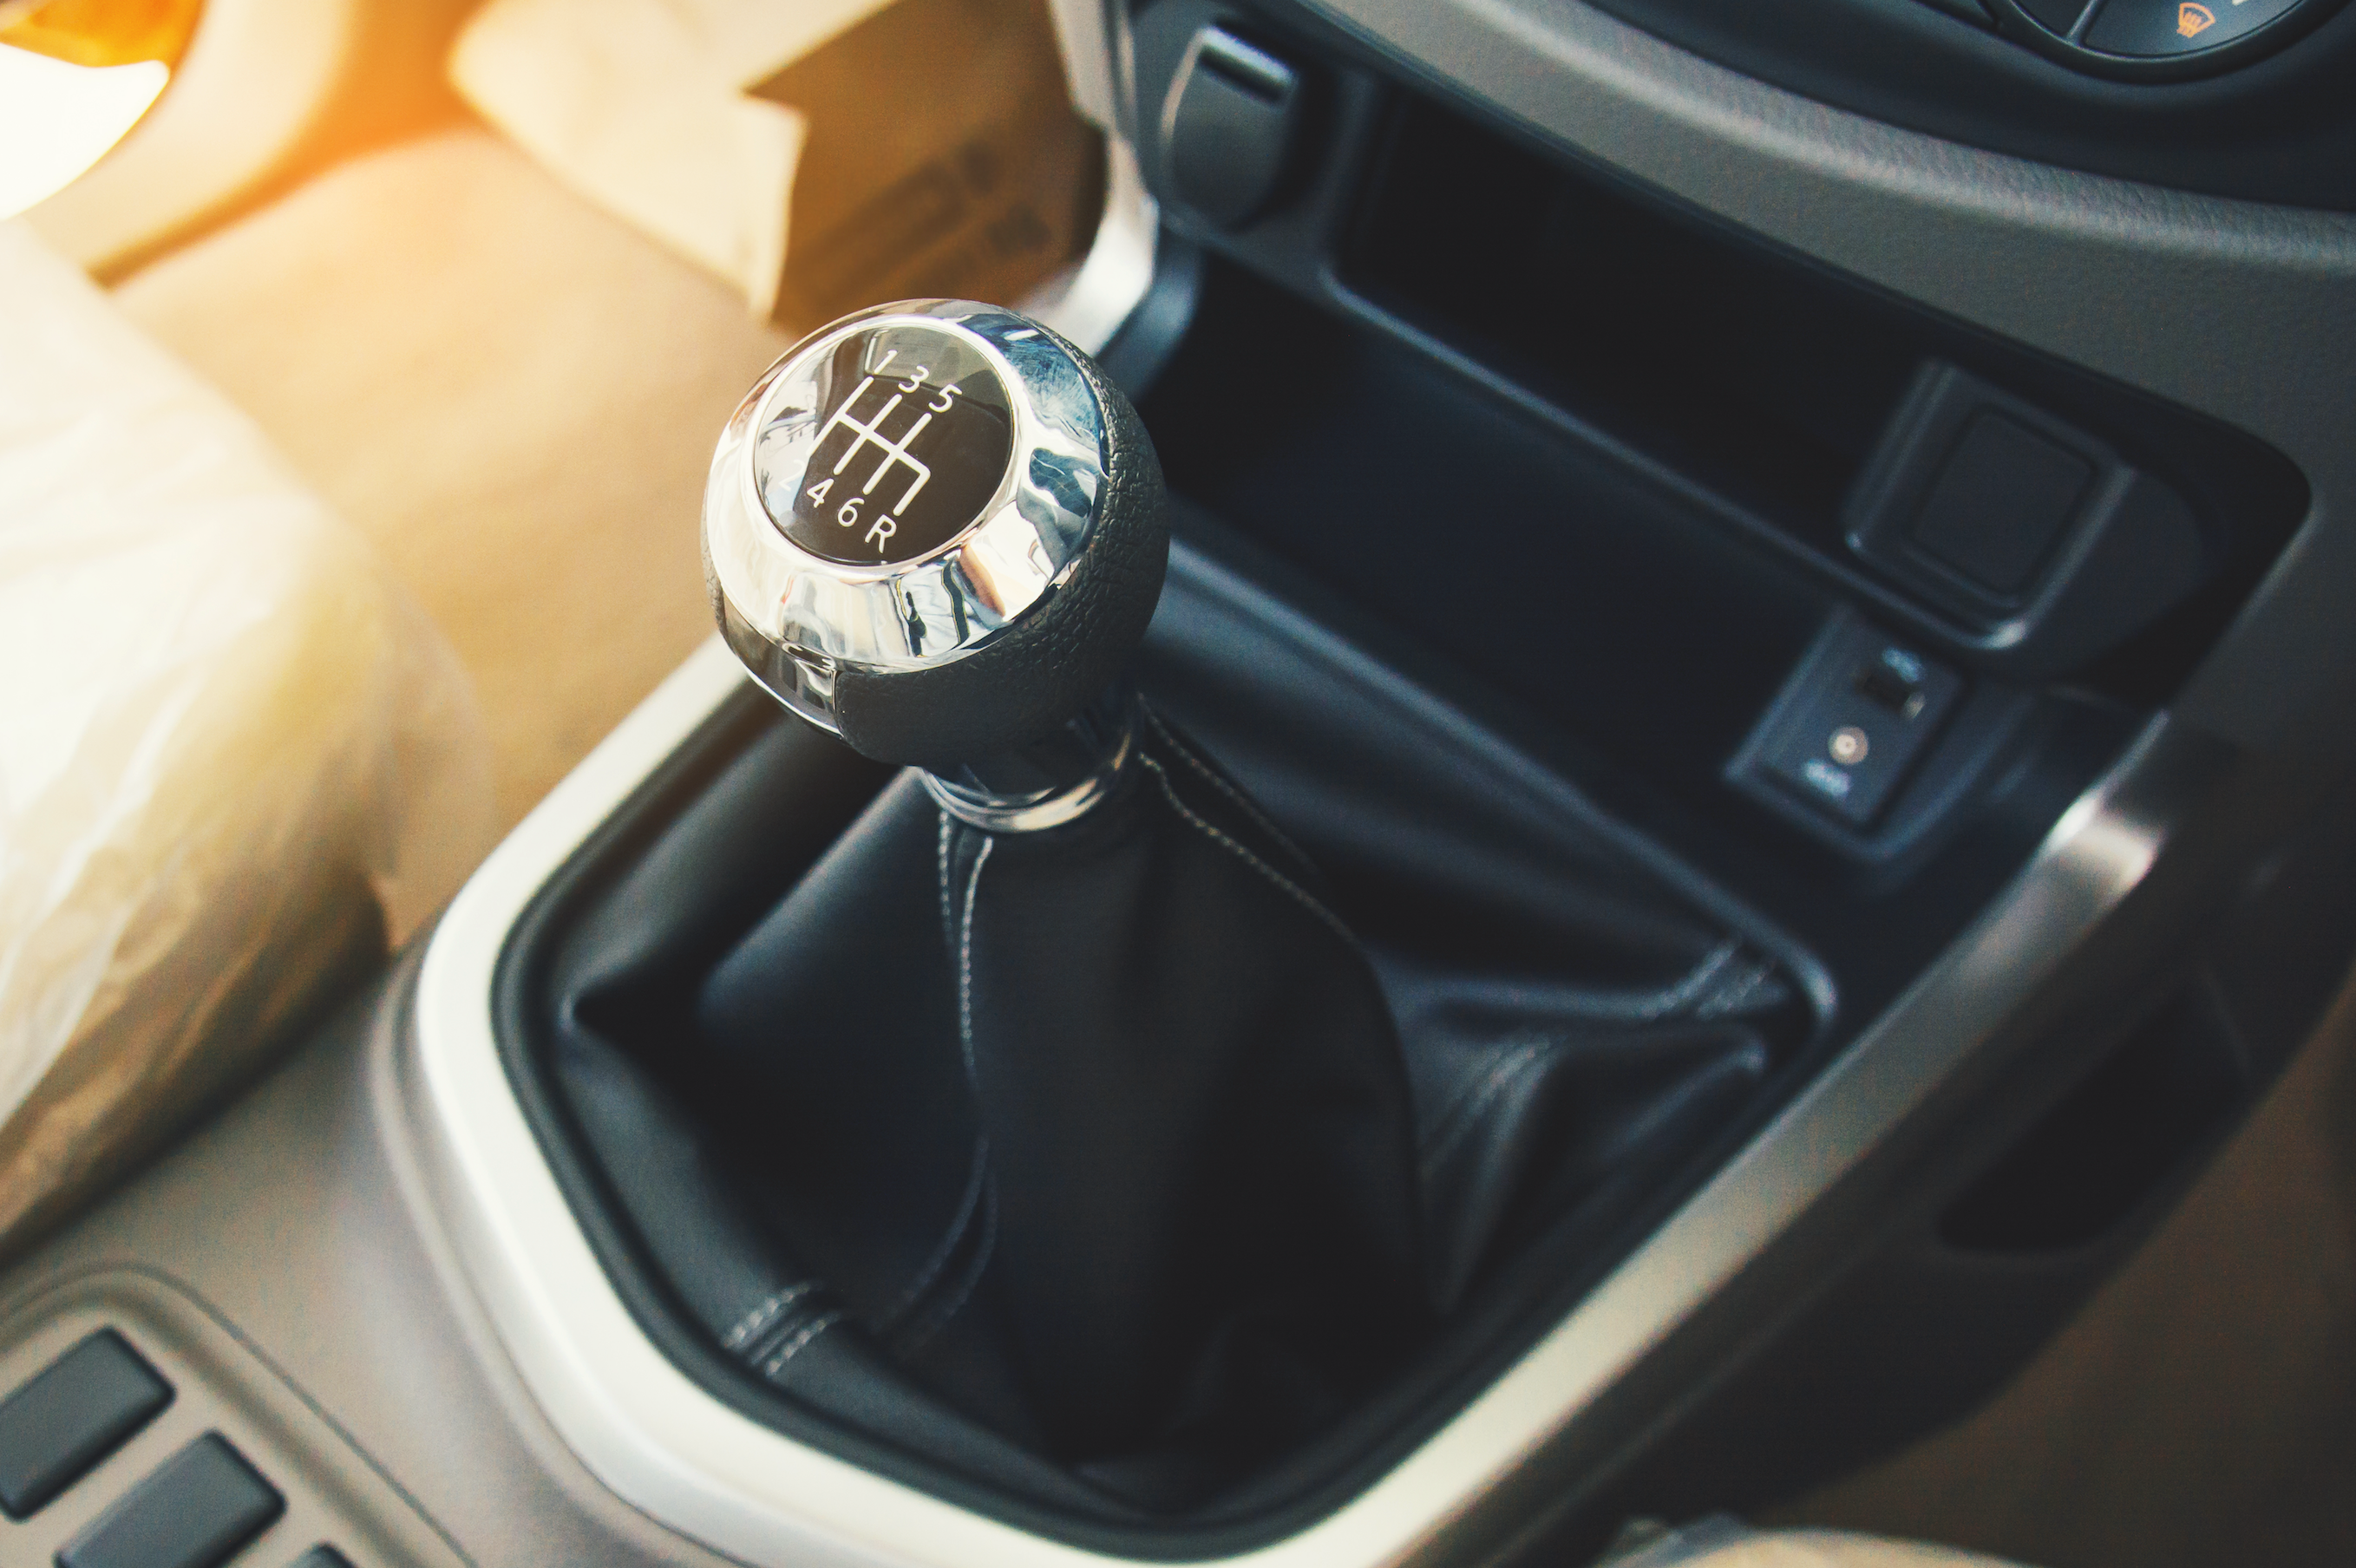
top-left (928, 382), bottom-right (962, 414)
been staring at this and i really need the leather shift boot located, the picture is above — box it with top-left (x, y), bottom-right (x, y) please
top-left (700, 710), bottom-right (1427, 1495)
top-left (535, 543), bottom-right (1809, 1526)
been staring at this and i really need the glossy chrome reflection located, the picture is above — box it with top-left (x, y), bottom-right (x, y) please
top-left (703, 300), bottom-right (1110, 737)
top-left (923, 687), bottom-right (1141, 832)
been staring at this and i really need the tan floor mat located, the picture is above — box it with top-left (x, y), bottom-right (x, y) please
top-left (113, 126), bottom-right (793, 826)
top-left (1783, 965), bottom-right (2356, 1568)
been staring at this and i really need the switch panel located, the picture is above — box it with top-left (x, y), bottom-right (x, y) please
top-left (1731, 613), bottom-right (1965, 830)
top-left (0, 1275), bottom-right (468, 1568)
top-left (2084, 0), bottom-right (2307, 52)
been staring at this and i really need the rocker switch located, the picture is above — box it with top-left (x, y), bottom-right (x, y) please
top-left (0, 1329), bottom-right (172, 1519)
top-left (56, 1433), bottom-right (285, 1568)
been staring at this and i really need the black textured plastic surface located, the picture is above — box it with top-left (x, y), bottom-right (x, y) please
top-left (1449, 0), bottom-right (2356, 203)
top-left (0, 1329), bottom-right (171, 1520)
top-left (1167, 27), bottom-right (1304, 226)
top-left (834, 330), bottom-right (1169, 768)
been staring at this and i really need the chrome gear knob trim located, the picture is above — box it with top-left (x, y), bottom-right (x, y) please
top-left (702, 298), bottom-right (1168, 770)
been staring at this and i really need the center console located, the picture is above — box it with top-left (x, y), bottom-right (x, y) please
top-left (395, 5), bottom-right (2355, 1551)
top-left (7, 3), bottom-right (2355, 1567)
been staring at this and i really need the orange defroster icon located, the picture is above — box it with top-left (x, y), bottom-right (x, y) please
top-left (2176, 2), bottom-right (2217, 36)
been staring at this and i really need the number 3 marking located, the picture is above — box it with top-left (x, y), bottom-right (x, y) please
top-left (897, 364), bottom-right (931, 394)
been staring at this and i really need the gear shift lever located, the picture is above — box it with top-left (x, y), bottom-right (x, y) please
top-left (703, 299), bottom-right (1168, 829)
top-left (698, 300), bottom-right (1424, 1484)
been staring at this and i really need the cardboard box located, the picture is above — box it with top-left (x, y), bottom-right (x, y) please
top-left (758, 0), bottom-right (1102, 330)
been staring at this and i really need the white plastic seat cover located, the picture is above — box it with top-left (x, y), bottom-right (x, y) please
top-left (0, 219), bottom-right (492, 1243)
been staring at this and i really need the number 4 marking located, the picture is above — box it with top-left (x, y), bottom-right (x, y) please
top-left (805, 478), bottom-right (833, 505)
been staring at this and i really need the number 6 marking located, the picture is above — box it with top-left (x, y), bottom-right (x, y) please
top-left (836, 495), bottom-right (862, 528)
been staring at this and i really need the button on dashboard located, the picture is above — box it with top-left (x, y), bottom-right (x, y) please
top-left (0, 1329), bottom-right (173, 1519)
top-left (56, 1432), bottom-right (285, 1568)
top-left (2084, 0), bottom-right (2307, 54)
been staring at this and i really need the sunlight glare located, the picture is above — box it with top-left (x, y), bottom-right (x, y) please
top-left (0, 43), bottom-right (169, 219)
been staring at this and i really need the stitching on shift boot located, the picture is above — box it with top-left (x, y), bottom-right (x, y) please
top-left (1695, 953), bottom-right (1781, 1019)
top-left (1630, 939), bottom-right (1743, 1021)
top-left (899, 1176), bottom-right (998, 1355)
top-left (1541, 939), bottom-right (1749, 1024)
top-left (723, 1282), bottom-right (816, 1350)
top-left (1142, 705), bottom-right (1317, 871)
top-left (1139, 753), bottom-right (1359, 949)
top-left (762, 1310), bottom-right (844, 1377)
top-left (957, 833), bottom-right (993, 1087)
top-left (1417, 1037), bottom-right (1553, 1179)
top-left (880, 1135), bottom-right (991, 1333)
top-left (938, 808), bottom-right (956, 946)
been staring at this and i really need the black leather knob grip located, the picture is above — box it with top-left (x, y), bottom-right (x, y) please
top-left (832, 336), bottom-right (1168, 769)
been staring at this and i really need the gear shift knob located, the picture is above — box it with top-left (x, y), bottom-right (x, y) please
top-left (703, 300), bottom-right (1168, 815)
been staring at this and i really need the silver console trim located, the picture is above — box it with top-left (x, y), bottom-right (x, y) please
top-left (1020, 134), bottom-right (1159, 358)
top-left (1044, 0), bottom-right (1128, 134)
top-left (413, 585), bottom-right (2204, 1568)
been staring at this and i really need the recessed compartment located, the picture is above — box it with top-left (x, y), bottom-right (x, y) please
top-left (1320, 94), bottom-right (2307, 695)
